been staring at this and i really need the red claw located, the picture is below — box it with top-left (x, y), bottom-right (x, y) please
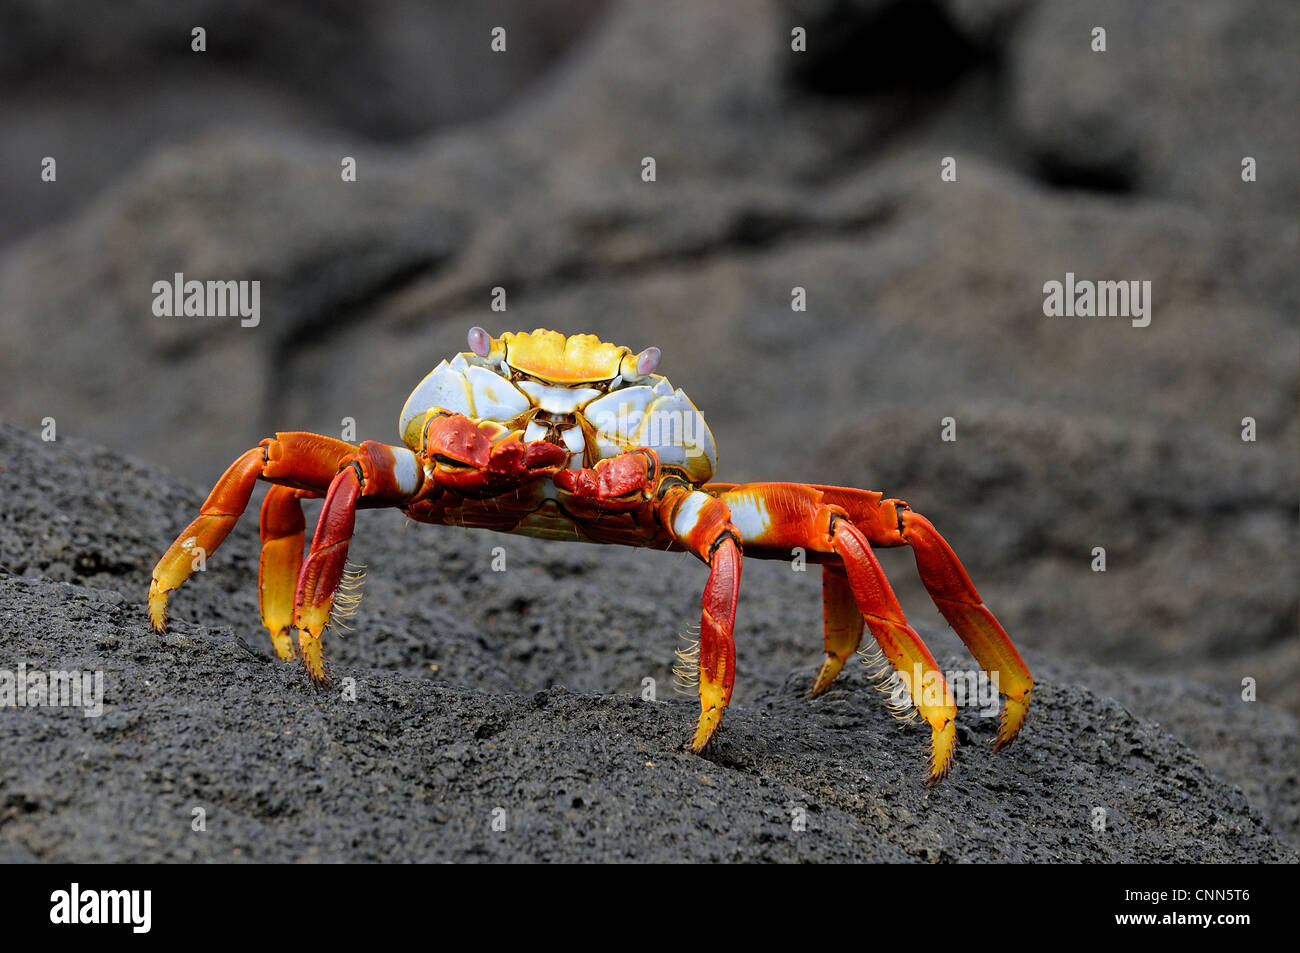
top-left (553, 451), bottom-right (651, 499)
top-left (522, 440), bottom-right (568, 470)
top-left (425, 414), bottom-right (493, 468)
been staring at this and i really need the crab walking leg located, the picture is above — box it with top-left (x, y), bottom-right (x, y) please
top-left (258, 485), bottom-right (312, 661)
top-left (148, 447), bottom-right (261, 631)
top-left (827, 513), bottom-right (958, 782)
top-left (294, 467), bottom-right (359, 682)
top-left (659, 486), bottom-right (743, 751)
top-left (812, 565), bottom-right (865, 697)
top-left (554, 453), bottom-right (743, 750)
top-left (148, 432), bottom-right (359, 632)
top-left (886, 502), bottom-right (1033, 749)
top-left (817, 487), bottom-right (1033, 750)
top-left (293, 441), bottom-right (425, 682)
top-left (714, 484), bottom-right (957, 781)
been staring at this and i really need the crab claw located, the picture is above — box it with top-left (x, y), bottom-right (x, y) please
top-left (424, 413), bottom-right (566, 496)
top-left (552, 450), bottom-right (654, 502)
top-left (524, 440), bottom-right (568, 469)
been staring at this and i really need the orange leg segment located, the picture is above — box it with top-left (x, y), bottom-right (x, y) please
top-left (293, 465), bottom-right (360, 682)
top-left (827, 512), bottom-right (958, 782)
top-left (732, 484), bottom-right (1034, 765)
top-left (817, 487), bottom-right (1033, 749)
top-left (888, 504), bottom-right (1033, 750)
top-left (709, 482), bottom-right (985, 781)
top-left (812, 565), bottom-right (864, 697)
top-left (293, 440), bottom-right (426, 683)
top-left (259, 485), bottom-right (311, 662)
top-left (655, 482), bottom-right (743, 752)
top-left (149, 432), bottom-right (359, 633)
top-left (562, 453), bottom-right (745, 752)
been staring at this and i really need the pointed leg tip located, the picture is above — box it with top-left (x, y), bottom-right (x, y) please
top-left (993, 727), bottom-right (1021, 753)
top-left (808, 668), bottom-right (838, 698)
top-left (994, 695), bottom-right (1030, 752)
top-left (296, 629), bottom-right (330, 686)
top-left (268, 628), bottom-right (297, 662)
top-left (147, 585), bottom-right (168, 633)
top-left (809, 655), bottom-right (847, 698)
top-left (926, 718), bottom-right (957, 784)
top-left (689, 707), bottom-right (723, 752)
top-left (925, 739), bottom-right (953, 785)
top-left (301, 662), bottom-right (332, 688)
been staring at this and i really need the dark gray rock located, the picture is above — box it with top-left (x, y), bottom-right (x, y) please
top-left (1009, 0), bottom-right (1298, 216)
top-left (0, 0), bottom-right (608, 246)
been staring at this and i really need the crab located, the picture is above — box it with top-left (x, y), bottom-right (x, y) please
top-left (149, 327), bottom-right (1032, 781)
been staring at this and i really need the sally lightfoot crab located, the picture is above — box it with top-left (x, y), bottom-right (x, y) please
top-left (149, 328), bottom-right (1032, 781)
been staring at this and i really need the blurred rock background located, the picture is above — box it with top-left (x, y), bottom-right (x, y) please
top-left (1, 0), bottom-right (1296, 723)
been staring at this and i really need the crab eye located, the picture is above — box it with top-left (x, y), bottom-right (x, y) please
top-left (635, 346), bottom-right (660, 377)
top-left (468, 326), bottom-right (491, 357)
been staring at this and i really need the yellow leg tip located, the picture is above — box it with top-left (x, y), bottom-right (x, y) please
top-left (926, 718), bottom-right (957, 784)
top-left (297, 629), bottom-right (329, 685)
top-left (994, 693), bottom-right (1031, 752)
top-left (689, 706), bottom-right (723, 752)
top-left (269, 627), bottom-right (296, 662)
top-left (809, 655), bottom-right (846, 697)
top-left (147, 581), bottom-right (168, 633)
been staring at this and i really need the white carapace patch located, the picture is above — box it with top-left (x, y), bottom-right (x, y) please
top-left (523, 420), bottom-right (547, 444)
top-left (722, 490), bottom-right (772, 543)
top-left (671, 490), bottom-right (713, 540)
top-left (584, 379), bottom-right (717, 483)
top-left (516, 381), bottom-right (601, 413)
top-left (391, 447), bottom-right (422, 496)
top-left (400, 351), bottom-right (719, 481)
top-left (400, 353), bottom-right (530, 438)
top-left (561, 426), bottom-right (585, 459)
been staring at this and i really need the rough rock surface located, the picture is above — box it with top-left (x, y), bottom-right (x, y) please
top-left (0, 421), bottom-right (1294, 861)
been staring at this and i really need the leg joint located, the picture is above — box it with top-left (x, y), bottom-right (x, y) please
top-left (708, 529), bottom-right (742, 560)
top-left (348, 442), bottom-right (424, 503)
top-left (821, 504), bottom-right (854, 547)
